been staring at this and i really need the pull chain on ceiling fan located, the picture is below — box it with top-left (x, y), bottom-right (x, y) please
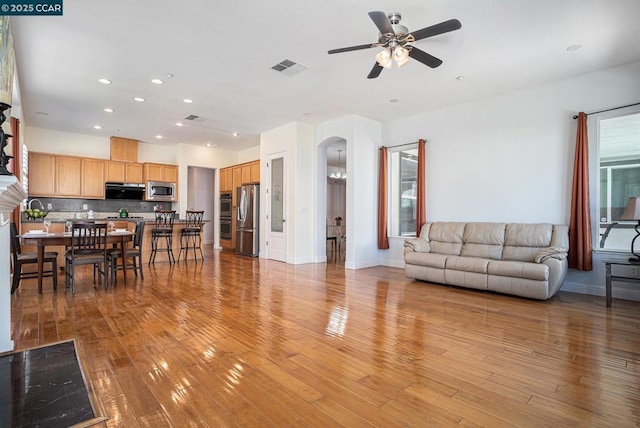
top-left (328, 11), bottom-right (462, 79)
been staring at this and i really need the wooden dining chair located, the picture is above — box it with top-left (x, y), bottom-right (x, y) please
top-left (10, 223), bottom-right (58, 294)
top-left (108, 221), bottom-right (145, 285)
top-left (149, 210), bottom-right (176, 264)
top-left (65, 222), bottom-right (108, 293)
top-left (178, 210), bottom-right (204, 262)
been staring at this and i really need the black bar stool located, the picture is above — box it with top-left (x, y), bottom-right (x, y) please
top-left (148, 210), bottom-right (176, 264)
top-left (178, 210), bottom-right (205, 262)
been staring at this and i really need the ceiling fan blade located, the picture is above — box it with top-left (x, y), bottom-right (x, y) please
top-left (368, 11), bottom-right (394, 35)
top-left (367, 63), bottom-right (384, 79)
top-left (409, 19), bottom-right (462, 41)
top-left (408, 47), bottom-right (443, 68)
top-left (328, 44), bottom-right (376, 54)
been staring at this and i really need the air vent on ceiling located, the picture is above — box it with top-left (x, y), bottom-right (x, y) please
top-left (184, 114), bottom-right (208, 123)
top-left (271, 59), bottom-right (308, 77)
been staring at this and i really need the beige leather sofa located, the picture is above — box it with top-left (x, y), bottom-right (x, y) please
top-left (404, 222), bottom-right (569, 300)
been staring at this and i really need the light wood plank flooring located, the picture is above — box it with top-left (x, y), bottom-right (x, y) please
top-left (9, 246), bottom-right (640, 427)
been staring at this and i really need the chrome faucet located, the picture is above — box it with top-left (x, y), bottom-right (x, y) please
top-left (28, 198), bottom-right (44, 210)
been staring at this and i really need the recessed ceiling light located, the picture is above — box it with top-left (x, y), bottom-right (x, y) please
top-left (166, 73), bottom-right (174, 78)
top-left (98, 78), bottom-right (112, 85)
top-left (155, 135), bottom-right (163, 139)
top-left (175, 122), bottom-right (184, 127)
top-left (182, 98), bottom-right (193, 104)
top-left (206, 143), bottom-right (212, 147)
top-left (389, 99), bottom-right (399, 103)
top-left (231, 132), bottom-right (240, 137)
top-left (566, 44), bottom-right (582, 51)
top-left (456, 75), bottom-right (465, 80)
top-left (303, 112), bottom-right (310, 117)
top-left (93, 125), bottom-right (103, 130)
top-left (151, 78), bottom-right (164, 85)
top-left (103, 108), bottom-right (114, 113)
top-left (134, 97), bottom-right (145, 102)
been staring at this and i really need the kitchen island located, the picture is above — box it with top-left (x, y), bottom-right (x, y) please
top-left (21, 217), bottom-right (209, 265)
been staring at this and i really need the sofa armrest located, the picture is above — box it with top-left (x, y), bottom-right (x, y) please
top-left (404, 238), bottom-right (431, 253)
top-left (534, 246), bottom-right (568, 263)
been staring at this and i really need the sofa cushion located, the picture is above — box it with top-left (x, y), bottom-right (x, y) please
top-left (502, 223), bottom-right (553, 262)
top-left (419, 223), bottom-right (431, 240)
top-left (445, 255), bottom-right (490, 274)
top-left (487, 260), bottom-right (549, 281)
top-left (460, 223), bottom-right (506, 260)
top-left (429, 222), bottom-right (465, 255)
top-left (404, 252), bottom-right (448, 269)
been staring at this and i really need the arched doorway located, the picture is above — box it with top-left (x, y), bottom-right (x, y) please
top-left (317, 136), bottom-right (347, 263)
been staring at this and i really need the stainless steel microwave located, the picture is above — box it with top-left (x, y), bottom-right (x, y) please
top-left (146, 181), bottom-right (176, 202)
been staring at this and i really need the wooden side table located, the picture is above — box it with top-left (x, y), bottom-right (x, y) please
top-left (604, 258), bottom-right (640, 307)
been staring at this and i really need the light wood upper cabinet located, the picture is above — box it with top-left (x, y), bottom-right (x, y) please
top-left (231, 166), bottom-right (242, 202)
top-left (28, 152), bottom-right (56, 196)
top-left (144, 163), bottom-right (178, 182)
top-left (55, 156), bottom-right (82, 197)
top-left (250, 160), bottom-right (260, 183)
top-left (220, 168), bottom-right (232, 192)
top-left (106, 161), bottom-right (144, 183)
top-left (110, 137), bottom-right (138, 162)
top-left (125, 163), bottom-right (144, 183)
top-left (81, 158), bottom-right (105, 198)
top-left (241, 163), bottom-right (251, 184)
top-left (106, 161), bottom-right (125, 182)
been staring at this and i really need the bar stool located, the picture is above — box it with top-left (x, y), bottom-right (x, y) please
top-left (148, 210), bottom-right (176, 264)
top-left (178, 210), bottom-right (204, 262)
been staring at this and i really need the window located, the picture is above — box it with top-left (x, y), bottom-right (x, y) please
top-left (388, 144), bottom-right (418, 237)
top-left (593, 107), bottom-right (640, 251)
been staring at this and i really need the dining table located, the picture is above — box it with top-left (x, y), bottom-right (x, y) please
top-left (20, 230), bottom-right (135, 294)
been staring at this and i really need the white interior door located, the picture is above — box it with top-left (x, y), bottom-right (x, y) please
top-left (268, 155), bottom-right (286, 262)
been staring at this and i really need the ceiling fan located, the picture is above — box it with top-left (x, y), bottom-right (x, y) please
top-left (328, 11), bottom-right (462, 79)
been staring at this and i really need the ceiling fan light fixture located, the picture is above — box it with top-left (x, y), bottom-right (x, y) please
top-left (376, 49), bottom-right (393, 68)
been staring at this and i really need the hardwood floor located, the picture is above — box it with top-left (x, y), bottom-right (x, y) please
top-left (9, 246), bottom-right (640, 427)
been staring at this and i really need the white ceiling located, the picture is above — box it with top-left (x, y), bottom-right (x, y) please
top-left (10, 0), bottom-right (640, 161)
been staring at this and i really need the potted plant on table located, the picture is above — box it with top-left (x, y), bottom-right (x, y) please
top-left (335, 216), bottom-right (342, 226)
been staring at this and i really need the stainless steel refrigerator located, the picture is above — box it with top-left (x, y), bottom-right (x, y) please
top-left (236, 184), bottom-right (260, 256)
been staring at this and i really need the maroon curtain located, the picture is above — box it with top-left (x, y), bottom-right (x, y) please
top-left (378, 147), bottom-right (389, 249)
top-left (416, 139), bottom-right (426, 236)
top-left (568, 112), bottom-right (593, 271)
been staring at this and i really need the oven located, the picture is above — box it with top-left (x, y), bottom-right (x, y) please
top-left (220, 217), bottom-right (232, 240)
top-left (220, 192), bottom-right (233, 218)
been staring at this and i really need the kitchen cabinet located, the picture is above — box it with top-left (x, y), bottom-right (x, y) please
top-left (240, 160), bottom-right (260, 185)
top-left (81, 158), bottom-right (105, 198)
top-left (241, 163), bottom-right (251, 184)
top-left (220, 167), bottom-right (232, 192)
top-left (55, 156), bottom-right (105, 199)
top-left (110, 136), bottom-right (138, 162)
top-left (250, 160), bottom-right (260, 183)
top-left (28, 152), bottom-right (56, 196)
top-left (144, 162), bottom-right (178, 183)
top-left (106, 161), bottom-right (144, 183)
top-left (55, 156), bottom-right (82, 196)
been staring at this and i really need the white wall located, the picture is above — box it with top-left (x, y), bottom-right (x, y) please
top-left (380, 60), bottom-right (640, 299)
top-left (259, 121), bottom-right (315, 264)
top-left (25, 127), bottom-right (111, 158)
top-left (187, 166), bottom-right (215, 245)
top-left (316, 115), bottom-right (381, 269)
